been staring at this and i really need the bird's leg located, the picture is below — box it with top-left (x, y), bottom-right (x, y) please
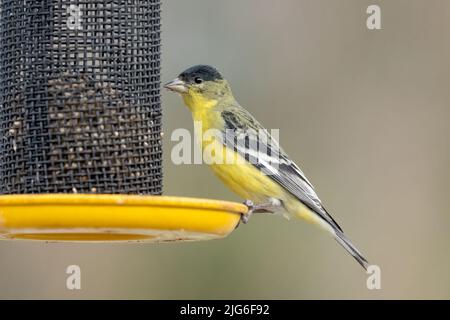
top-left (241, 199), bottom-right (281, 224)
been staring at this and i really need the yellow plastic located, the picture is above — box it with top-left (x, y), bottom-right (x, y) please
top-left (0, 194), bottom-right (248, 243)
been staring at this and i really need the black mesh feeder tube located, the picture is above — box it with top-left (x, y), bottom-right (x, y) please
top-left (0, 0), bottom-right (162, 194)
top-left (0, 0), bottom-right (247, 243)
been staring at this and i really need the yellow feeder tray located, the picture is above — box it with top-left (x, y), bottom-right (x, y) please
top-left (0, 194), bottom-right (248, 243)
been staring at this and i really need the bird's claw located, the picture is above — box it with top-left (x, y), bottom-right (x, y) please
top-left (240, 199), bottom-right (279, 225)
top-left (241, 200), bottom-right (255, 224)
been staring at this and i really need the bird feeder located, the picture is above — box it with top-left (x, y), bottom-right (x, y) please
top-left (0, 0), bottom-right (246, 242)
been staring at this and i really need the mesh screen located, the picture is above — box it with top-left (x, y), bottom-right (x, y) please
top-left (0, 0), bottom-right (162, 194)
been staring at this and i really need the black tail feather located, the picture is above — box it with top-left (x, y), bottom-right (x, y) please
top-left (334, 230), bottom-right (369, 270)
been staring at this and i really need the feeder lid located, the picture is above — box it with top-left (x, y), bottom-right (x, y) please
top-left (0, 194), bottom-right (248, 243)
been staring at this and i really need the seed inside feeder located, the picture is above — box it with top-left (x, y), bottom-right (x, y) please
top-left (0, 0), bottom-right (162, 195)
top-left (44, 73), bottom-right (162, 194)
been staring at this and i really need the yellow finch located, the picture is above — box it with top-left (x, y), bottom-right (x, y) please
top-left (165, 65), bottom-right (369, 270)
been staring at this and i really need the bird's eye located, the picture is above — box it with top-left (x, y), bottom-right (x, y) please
top-left (194, 77), bottom-right (203, 84)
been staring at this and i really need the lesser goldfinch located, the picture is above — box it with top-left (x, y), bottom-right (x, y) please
top-left (165, 65), bottom-right (369, 270)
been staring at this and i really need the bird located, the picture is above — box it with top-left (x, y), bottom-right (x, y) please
top-left (164, 65), bottom-right (369, 270)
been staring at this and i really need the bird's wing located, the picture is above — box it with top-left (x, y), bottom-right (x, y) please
top-left (220, 107), bottom-right (343, 232)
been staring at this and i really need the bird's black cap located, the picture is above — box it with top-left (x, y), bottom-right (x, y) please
top-left (179, 65), bottom-right (223, 83)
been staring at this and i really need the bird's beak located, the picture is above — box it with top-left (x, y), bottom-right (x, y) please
top-left (164, 77), bottom-right (188, 94)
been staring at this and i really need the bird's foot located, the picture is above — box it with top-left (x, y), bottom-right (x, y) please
top-left (241, 200), bottom-right (254, 224)
top-left (240, 199), bottom-right (279, 224)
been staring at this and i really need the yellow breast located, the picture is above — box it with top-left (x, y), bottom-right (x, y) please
top-left (197, 120), bottom-right (284, 202)
top-left (183, 90), bottom-right (285, 202)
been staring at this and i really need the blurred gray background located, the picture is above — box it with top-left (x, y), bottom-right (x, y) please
top-left (1, 0), bottom-right (450, 299)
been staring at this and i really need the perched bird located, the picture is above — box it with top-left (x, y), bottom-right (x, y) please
top-left (165, 65), bottom-right (369, 270)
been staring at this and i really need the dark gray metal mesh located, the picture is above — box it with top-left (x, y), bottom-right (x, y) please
top-left (0, 0), bottom-right (162, 194)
